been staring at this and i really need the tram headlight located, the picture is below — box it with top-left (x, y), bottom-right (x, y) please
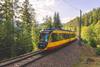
top-left (38, 42), bottom-right (47, 49)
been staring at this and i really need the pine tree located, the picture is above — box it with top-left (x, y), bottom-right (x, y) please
top-left (43, 16), bottom-right (53, 29)
top-left (31, 20), bottom-right (39, 50)
top-left (0, 0), bottom-right (4, 22)
top-left (53, 12), bottom-right (62, 29)
top-left (13, 0), bottom-right (24, 56)
top-left (47, 16), bottom-right (53, 28)
top-left (0, 0), bottom-right (15, 58)
top-left (20, 0), bottom-right (35, 52)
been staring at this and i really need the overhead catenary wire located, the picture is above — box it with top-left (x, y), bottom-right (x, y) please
top-left (62, 0), bottom-right (81, 11)
top-left (61, 0), bottom-right (82, 45)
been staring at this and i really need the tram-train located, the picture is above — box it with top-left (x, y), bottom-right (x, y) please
top-left (38, 28), bottom-right (77, 50)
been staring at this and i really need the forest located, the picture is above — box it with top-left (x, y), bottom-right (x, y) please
top-left (64, 7), bottom-right (100, 55)
top-left (0, 0), bottom-right (100, 61)
top-left (0, 0), bottom-right (62, 60)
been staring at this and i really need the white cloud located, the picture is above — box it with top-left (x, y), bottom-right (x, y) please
top-left (19, 0), bottom-right (78, 24)
top-left (30, 0), bottom-right (56, 23)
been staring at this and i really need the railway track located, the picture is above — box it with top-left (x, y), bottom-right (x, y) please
top-left (0, 50), bottom-right (45, 67)
top-left (0, 47), bottom-right (69, 67)
top-left (0, 41), bottom-right (78, 67)
top-left (24, 41), bottom-right (80, 67)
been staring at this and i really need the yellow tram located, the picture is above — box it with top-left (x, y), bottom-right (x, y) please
top-left (38, 28), bottom-right (77, 50)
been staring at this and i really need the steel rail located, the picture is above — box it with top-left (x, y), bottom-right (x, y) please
top-left (0, 50), bottom-right (44, 67)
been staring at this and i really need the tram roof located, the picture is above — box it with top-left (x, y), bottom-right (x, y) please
top-left (41, 28), bottom-right (75, 33)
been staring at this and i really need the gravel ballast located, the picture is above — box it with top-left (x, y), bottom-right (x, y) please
top-left (25, 42), bottom-right (81, 67)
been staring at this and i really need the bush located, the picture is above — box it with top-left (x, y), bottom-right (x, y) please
top-left (81, 26), bottom-right (96, 47)
top-left (96, 47), bottom-right (100, 55)
top-left (88, 39), bottom-right (96, 48)
top-left (81, 25), bottom-right (100, 48)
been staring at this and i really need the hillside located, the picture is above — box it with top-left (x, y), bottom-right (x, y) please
top-left (63, 7), bottom-right (100, 53)
top-left (64, 7), bottom-right (100, 28)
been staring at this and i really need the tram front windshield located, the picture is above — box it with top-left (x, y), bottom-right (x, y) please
top-left (40, 33), bottom-right (49, 42)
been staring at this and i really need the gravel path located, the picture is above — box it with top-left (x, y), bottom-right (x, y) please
top-left (25, 42), bottom-right (81, 67)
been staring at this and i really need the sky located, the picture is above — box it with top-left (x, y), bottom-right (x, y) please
top-left (29, 0), bottom-right (100, 23)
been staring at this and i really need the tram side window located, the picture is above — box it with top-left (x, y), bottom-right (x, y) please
top-left (51, 33), bottom-right (58, 42)
top-left (69, 34), bottom-right (73, 38)
top-left (69, 34), bottom-right (71, 38)
top-left (71, 34), bottom-right (73, 38)
top-left (69, 34), bottom-right (75, 38)
top-left (63, 34), bottom-right (69, 39)
top-left (51, 33), bottom-right (75, 42)
top-left (72, 34), bottom-right (75, 38)
top-left (61, 33), bottom-right (75, 39)
top-left (51, 33), bottom-right (64, 42)
top-left (59, 34), bottom-right (65, 40)
top-left (68, 34), bottom-right (71, 38)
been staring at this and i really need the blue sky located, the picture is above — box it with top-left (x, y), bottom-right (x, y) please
top-left (30, 0), bottom-right (100, 23)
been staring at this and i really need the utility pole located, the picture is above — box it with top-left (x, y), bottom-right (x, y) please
top-left (79, 10), bottom-right (82, 46)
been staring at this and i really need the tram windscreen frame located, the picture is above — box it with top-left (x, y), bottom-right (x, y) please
top-left (40, 33), bottom-right (49, 42)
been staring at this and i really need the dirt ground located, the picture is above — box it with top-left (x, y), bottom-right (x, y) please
top-left (73, 45), bottom-right (100, 67)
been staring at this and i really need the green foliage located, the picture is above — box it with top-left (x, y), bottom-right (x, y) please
top-left (31, 22), bottom-right (40, 50)
top-left (41, 12), bottom-right (62, 30)
top-left (64, 7), bottom-right (100, 49)
top-left (41, 16), bottom-right (53, 29)
top-left (81, 25), bottom-right (100, 48)
top-left (53, 12), bottom-right (62, 29)
top-left (47, 17), bottom-right (53, 28)
top-left (96, 47), bottom-right (100, 55)
top-left (63, 17), bottom-right (79, 31)
top-left (88, 39), bottom-right (96, 48)
top-left (65, 8), bottom-right (100, 27)
top-left (81, 26), bottom-right (95, 47)
top-left (19, 0), bottom-right (34, 52)
top-left (0, 0), bottom-right (39, 60)
top-left (93, 24), bottom-right (100, 45)
top-left (0, 0), bottom-right (15, 58)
